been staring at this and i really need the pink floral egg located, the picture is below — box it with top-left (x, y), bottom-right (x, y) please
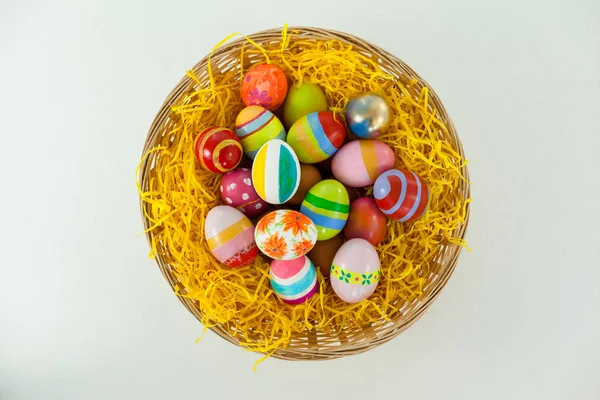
top-left (220, 168), bottom-right (268, 217)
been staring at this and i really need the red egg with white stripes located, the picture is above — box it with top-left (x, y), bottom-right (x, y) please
top-left (194, 126), bottom-right (243, 173)
top-left (373, 169), bottom-right (429, 222)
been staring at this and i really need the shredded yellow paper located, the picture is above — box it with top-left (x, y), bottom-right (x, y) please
top-left (137, 26), bottom-right (470, 366)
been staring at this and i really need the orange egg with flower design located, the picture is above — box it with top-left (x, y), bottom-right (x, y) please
top-left (241, 64), bottom-right (288, 111)
top-left (254, 210), bottom-right (318, 260)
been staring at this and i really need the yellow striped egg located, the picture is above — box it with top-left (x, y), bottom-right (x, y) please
top-left (235, 106), bottom-right (286, 159)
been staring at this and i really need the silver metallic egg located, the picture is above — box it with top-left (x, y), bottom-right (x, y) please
top-left (345, 94), bottom-right (390, 139)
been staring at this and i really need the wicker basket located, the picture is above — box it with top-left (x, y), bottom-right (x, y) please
top-left (139, 27), bottom-right (470, 361)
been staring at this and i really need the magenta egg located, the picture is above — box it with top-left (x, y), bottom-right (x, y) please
top-left (331, 140), bottom-right (395, 187)
top-left (330, 238), bottom-right (381, 303)
top-left (220, 168), bottom-right (268, 217)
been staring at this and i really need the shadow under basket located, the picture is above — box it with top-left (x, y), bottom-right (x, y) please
top-left (138, 27), bottom-right (470, 361)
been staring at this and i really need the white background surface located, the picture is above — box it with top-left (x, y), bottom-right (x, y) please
top-left (1, 0), bottom-right (599, 399)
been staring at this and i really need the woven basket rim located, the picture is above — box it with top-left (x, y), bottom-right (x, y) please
top-left (139, 26), bottom-right (470, 361)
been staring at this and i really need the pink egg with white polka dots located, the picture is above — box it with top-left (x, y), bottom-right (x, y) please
top-left (220, 168), bottom-right (268, 217)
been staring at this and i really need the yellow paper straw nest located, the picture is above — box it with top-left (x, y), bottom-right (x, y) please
top-left (137, 26), bottom-right (470, 366)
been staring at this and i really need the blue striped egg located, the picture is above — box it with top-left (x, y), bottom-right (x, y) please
top-left (251, 139), bottom-right (300, 204)
top-left (286, 111), bottom-right (346, 163)
top-left (270, 256), bottom-right (318, 304)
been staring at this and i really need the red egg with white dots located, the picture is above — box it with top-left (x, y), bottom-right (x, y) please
top-left (220, 168), bottom-right (268, 217)
top-left (194, 126), bottom-right (243, 173)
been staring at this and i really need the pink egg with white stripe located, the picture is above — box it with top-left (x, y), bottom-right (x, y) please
top-left (204, 206), bottom-right (258, 268)
top-left (373, 169), bottom-right (429, 222)
top-left (270, 256), bottom-right (318, 304)
top-left (220, 168), bottom-right (268, 217)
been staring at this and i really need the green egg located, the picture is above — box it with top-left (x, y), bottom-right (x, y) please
top-left (282, 82), bottom-right (328, 128)
top-left (300, 179), bottom-right (349, 241)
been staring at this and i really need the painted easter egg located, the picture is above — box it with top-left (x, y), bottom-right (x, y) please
top-left (255, 210), bottom-right (318, 260)
top-left (193, 126), bottom-right (243, 173)
top-left (270, 256), bottom-right (318, 304)
top-left (204, 206), bottom-right (258, 268)
top-left (307, 234), bottom-right (344, 277)
top-left (288, 164), bottom-right (322, 205)
top-left (331, 140), bottom-right (395, 187)
top-left (286, 111), bottom-right (346, 164)
top-left (373, 169), bottom-right (429, 222)
top-left (220, 168), bottom-right (268, 217)
top-left (240, 64), bottom-right (288, 111)
top-left (235, 106), bottom-right (286, 159)
top-left (344, 197), bottom-right (388, 246)
top-left (300, 180), bottom-right (349, 241)
top-left (330, 238), bottom-right (381, 303)
top-left (251, 139), bottom-right (300, 205)
top-left (282, 82), bottom-right (328, 128)
top-left (345, 94), bottom-right (390, 139)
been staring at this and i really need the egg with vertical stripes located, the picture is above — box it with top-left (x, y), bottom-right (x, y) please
top-left (270, 256), bottom-right (318, 304)
top-left (331, 140), bottom-right (395, 187)
top-left (286, 111), bottom-right (346, 164)
top-left (235, 106), bottom-right (286, 159)
top-left (373, 169), bottom-right (430, 222)
top-left (300, 179), bottom-right (349, 241)
top-left (251, 139), bottom-right (300, 204)
top-left (204, 206), bottom-right (258, 268)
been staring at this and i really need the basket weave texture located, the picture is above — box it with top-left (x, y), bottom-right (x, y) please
top-left (139, 27), bottom-right (470, 361)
